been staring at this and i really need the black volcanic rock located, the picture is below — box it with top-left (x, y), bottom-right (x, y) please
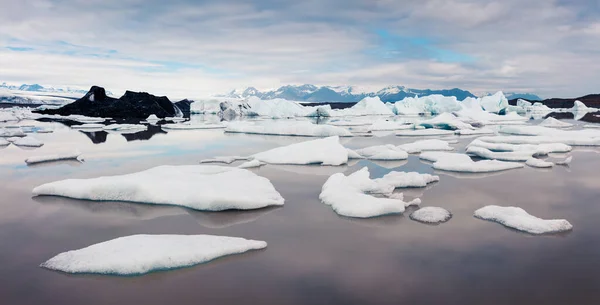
top-left (509, 94), bottom-right (600, 109)
top-left (34, 86), bottom-right (193, 119)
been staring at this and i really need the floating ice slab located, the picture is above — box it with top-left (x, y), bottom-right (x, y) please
top-left (253, 136), bottom-right (348, 166)
top-left (10, 136), bottom-right (44, 147)
top-left (410, 207), bottom-right (452, 224)
top-left (72, 123), bottom-right (105, 129)
top-left (238, 160), bottom-right (264, 169)
top-left (396, 129), bottom-right (454, 137)
top-left (421, 151), bottom-right (524, 172)
top-left (319, 168), bottom-right (408, 218)
top-left (498, 125), bottom-right (600, 138)
top-left (225, 121), bottom-right (352, 137)
top-left (40, 234), bottom-right (267, 275)
top-left (200, 156), bottom-right (250, 164)
top-left (419, 113), bottom-right (474, 130)
top-left (468, 139), bottom-right (572, 154)
top-left (466, 146), bottom-right (535, 161)
top-left (25, 151), bottom-right (82, 164)
top-left (162, 123), bottom-right (225, 130)
top-left (538, 117), bottom-right (573, 128)
top-left (368, 120), bottom-right (416, 131)
top-left (0, 128), bottom-right (26, 137)
top-left (103, 124), bottom-right (147, 133)
top-left (396, 139), bottom-right (453, 154)
top-left (369, 149), bottom-right (409, 161)
top-left (478, 135), bottom-right (600, 146)
top-left (375, 171), bottom-right (439, 189)
top-left (526, 158), bottom-right (554, 168)
top-left (346, 148), bottom-right (365, 159)
top-left (32, 165), bottom-right (284, 211)
top-left (0, 137), bottom-right (9, 146)
top-left (474, 205), bottom-right (573, 234)
top-left (455, 128), bottom-right (495, 135)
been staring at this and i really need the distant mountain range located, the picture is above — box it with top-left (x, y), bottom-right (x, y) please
top-left (0, 82), bottom-right (113, 96)
top-left (220, 85), bottom-right (538, 103)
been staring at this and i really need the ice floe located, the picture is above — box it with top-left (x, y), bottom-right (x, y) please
top-left (454, 128), bottom-right (495, 135)
top-left (419, 113), bottom-right (474, 130)
top-left (225, 121), bottom-right (352, 137)
top-left (396, 129), bottom-right (455, 137)
top-left (368, 120), bottom-right (416, 131)
top-left (162, 123), bottom-right (225, 130)
top-left (199, 156), bottom-right (251, 164)
top-left (556, 156), bottom-right (572, 166)
top-left (421, 151), bottom-right (524, 172)
top-left (9, 136), bottom-right (44, 147)
top-left (25, 151), bottom-right (82, 164)
top-left (410, 207), bottom-right (452, 224)
top-left (72, 123), bottom-right (105, 130)
top-left (467, 139), bottom-right (572, 154)
top-left (102, 124), bottom-right (147, 133)
top-left (480, 91), bottom-right (509, 113)
top-left (474, 205), bottom-right (573, 234)
top-left (526, 158), bottom-right (554, 168)
top-left (375, 171), bottom-right (439, 189)
top-left (40, 234), bottom-right (267, 275)
top-left (396, 139), bottom-right (453, 153)
top-left (0, 137), bottom-right (8, 146)
top-left (253, 136), bottom-right (348, 165)
top-left (538, 117), bottom-right (573, 128)
top-left (238, 159), bottom-right (264, 169)
top-left (466, 146), bottom-right (536, 161)
top-left (33, 165), bottom-right (284, 211)
top-left (478, 135), bottom-right (600, 146)
top-left (0, 127), bottom-right (26, 137)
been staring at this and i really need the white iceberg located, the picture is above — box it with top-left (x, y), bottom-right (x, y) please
top-left (474, 205), bottom-right (573, 234)
top-left (538, 117), bottom-right (573, 128)
top-left (369, 149), bottom-right (409, 161)
top-left (421, 151), bottom-right (524, 173)
top-left (25, 151), bottom-right (82, 164)
top-left (199, 156), bottom-right (250, 164)
top-left (478, 135), bottom-right (600, 146)
top-left (0, 137), bottom-right (8, 146)
top-left (335, 96), bottom-right (394, 116)
top-left (419, 113), bottom-right (474, 130)
top-left (410, 207), bottom-right (452, 224)
top-left (556, 156), bottom-right (572, 166)
top-left (225, 121), bottom-right (352, 137)
top-left (346, 148), bottom-right (365, 159)
top-left (10, 136), bottom-right (44, 147)
top-left (238, 159), bottom-right (264, 169)
top-left (396, 129), bottom-right (454, 137)
top-left (466, 146), bottom-right (536, 161)
top-left (253, 136), bottom-right (348, 166)
top-left (0, 127), bottom-right (26, 137)
top-left (375, 171), bottom-right (439, 189)
top-left (467, 139), bottom-right (572, 154)
top-left (480, 91), bottom-right (509, 113)
top-left (396, 139), bottom-right (453, 154)
top-left (526, 158), bottom-right (554, 168)
top-left (162, 123), bottom-right (225, 130)
top-left (40, 234), bottom-right (267, 275)
top-left (319, 168), bottom-right (407, 218)
top-left (33, 165), bottom-right (284, 211)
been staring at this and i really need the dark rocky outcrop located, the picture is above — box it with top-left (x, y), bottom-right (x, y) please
top-left (509, 94), bottom-right (600, 109)
top-left (34, 86), bottom-right (193, 119)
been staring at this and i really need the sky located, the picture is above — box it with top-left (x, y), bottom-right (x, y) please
top-left (1, 0), bottom-right (599, 98)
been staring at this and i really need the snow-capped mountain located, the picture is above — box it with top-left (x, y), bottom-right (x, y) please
top-left (0, 82), bottom-right (113, 96)
top-left (220, 84), bottom-right (476, 103)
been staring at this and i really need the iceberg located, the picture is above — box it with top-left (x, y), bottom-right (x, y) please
top-left (25, 151), bottom-right (82, 164)
top-left (368, 120), bottom-right (416, 131)
top-left (478, 135), bottom-right (600, 146)
top-left (238, 159), bottom-right (264, 169)
top-left (526, 158), bottom-right (554, 168)
top-left (396, 129), bottom-right (454, 136)
top-left (375, 171), bottom-right (439, 189)
top-left (33, 165), bottom-right (284, 211)
top-left (319, 168), bottom-right (407, 218)
top-left (480, 91), bottom-right (509, 113)
top-left (396, 139), bottom-right (453, 154)
top-left (9, 136), bottom-right (44, 147)
top-left (0, 127), bottom-right (26, 137)
top-left (556, 156), bottom-right (572, 165)
top-left (0, 138), bottom-right (8, 146)
top-left (199, 156), bottom-right (250, 164)
top-left (410, 207), bottom-right (452, 224)
top-left (225, 121), bottom-right (352, 137)
top-left (162, 123), bottom-right (225, 130)
top-left (335, 96), bottom-right (394, 116)
top-left (474, 205), bottom-right (573, 234)
top-left (354, 145), bottom-right (408, 160)
top-left (419, 113), bottom-right (474, 130)
top-left (421, 151), bottom-right (524, 172)
top-left (40, 234), bottom-right (267, 275)
top-left (538, 117), bottom-right (573, 128)
top-left (466, 146), bottom-right (536, 161)
top-left (346, 148), bottom-right (365, 159)
top-left (467, 139), bottom-right (572, 154)
top-left (253, 136), bottom-right (348, 166)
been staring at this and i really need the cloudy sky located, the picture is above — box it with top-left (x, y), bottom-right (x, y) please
top-left (1, 0), bottom-right (599, 98)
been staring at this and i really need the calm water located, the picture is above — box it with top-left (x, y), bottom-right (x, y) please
top-left (1, 116), bottom-right (600, 305)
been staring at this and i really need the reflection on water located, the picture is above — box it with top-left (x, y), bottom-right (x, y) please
top-left (2, 114), bottom-right (600, 304)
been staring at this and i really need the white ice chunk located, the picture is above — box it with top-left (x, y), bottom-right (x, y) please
top-left (72, 123), bottom-right (105, 129)
top-left (405, 198), bottom-right (422, 207)
top-left (421, 151), bottom-right (524, 172)
top-left (538, 117), bottom-right (573, 128)
top-left (480, 91), bottom-right (509, 113)
top-left (163, 123), bottom-right (225, 130)
top-left (474, 205), bottom-right (573, 234)
top-left (410, 207), bottom-right (452, 223)
top-left (102, 124), bottom-right (147, 133)
top-left (199, 156), bottom-right (250, 164)
top-left (396, 139), bottom-right (453, 154)
top-left (0, 137), bottom-right (8, 146)
top-left (10, 136), bottom-right (44, 147)
top-left (253, 136), bottom-right (348, 166)
top-left (319, 167), bottom-right (408, 218)
top-left (145, 114), bottom-right (160, 123)
top-left (369, 149), bottom-right (409, 161)
top-left (454, 128), bottom-right (495, 135)
top-left (40, 234), bottom-right (267, 275)
top-left (419, 113), bottom-right (474, 130)
top-left (466, 146), bottom-right (536, 161)
top-left (32, 165), bottom-right (284, 211)
top-left (375, 171), bottom-right (439, 188)
top-left (25, 151), bottom-right (82, 164)
top-left (396, 129), bottom-right (454, 137)
top-left (335, 96), bottom-right (394, 116)
top-left (238, 160), bottom-right (264, 169)
top-left (526, 158), bottom-right (554, 168)
top-left (346, 148), bottom-right (365, 159)
top-left (467, 139), bottom-right (572, 154)
top-left (556, 156), bottom-right (572, 166)
top-left (478, 135), bottom-right (600, 146)
top-left (225, 121), bottom-right (352, 137)
top-left (368, 120), bottom-right (416, 131)
top-left (0, 127), bottom-right (26, 137)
